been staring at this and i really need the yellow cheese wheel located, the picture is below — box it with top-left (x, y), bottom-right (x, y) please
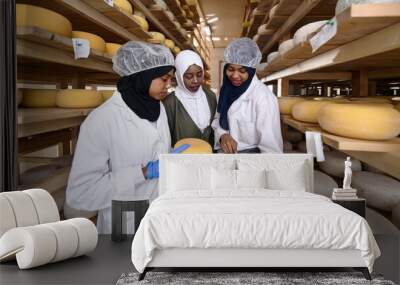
top-left (21, 89), bottom-right (57, 108)
top-left (16, 4), bottom-right (72, 37)
top-left (278, 97), bottom-right (306, 115)
top-left (186, 0), bottom-right (197, 5)
top-left (174, 138), bottom-right (212, 154)
top-left (318, 104), bottom-right (400, 140)
top-left (292, 101), bottom-right (334, 123)
top-left (71, 31), bottom-right (106, 53)
top-left (105, 43), bottom-right (122, 57)
top-left (113, 0), bottom-right (133, 14)
top-left (56, 90), bottom-right (103, 108)
top-left (164, 39), bottom-right (175, 49)
top-left (147, 31), bottom-right (166, 44)
top-left (173, 46), bottom-right (181, 54)
top-left (132, 15), bottom-right (149, 31)
top-left (100, 90), bottom-right (114, 101)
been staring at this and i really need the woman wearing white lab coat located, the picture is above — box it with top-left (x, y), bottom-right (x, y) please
top-left (66, 42), bottom-right (175, 234)
top-left (212, 38), bottom-right (283, 154)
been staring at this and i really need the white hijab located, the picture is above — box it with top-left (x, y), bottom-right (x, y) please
top-left (175, 50), bottom-right (211, 132)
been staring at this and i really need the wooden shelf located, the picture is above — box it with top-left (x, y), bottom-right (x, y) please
top-left (81, 0), bottom-right (151, 40)
top-left (164, 0), bottom-right (187, 26)
top-left (281, 115), bottom-right (318, 133)
top-left (18, 108), bottom-right (92, 138)
top-left (150, 6), bottom-right (188, 44)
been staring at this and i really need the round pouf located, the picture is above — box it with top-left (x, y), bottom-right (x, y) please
top-left (352, 171), bottom-right (400, 212)
top-left (313, 170), bottom-right (338, 198)
top-left (318, 150), bottom-right (361, 178)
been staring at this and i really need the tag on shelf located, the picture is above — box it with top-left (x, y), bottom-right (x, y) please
top-left (104, 0), bottom-right (114, 7)
top-left (310, 18), bottom-right (337, 52)
top-left (72, 39), bottom-right (90, 59)
top-left (305, 131), bottom-right (325, 162)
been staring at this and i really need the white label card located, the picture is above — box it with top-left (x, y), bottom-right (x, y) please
top-left (309, 18), bottom-right (337, 52)
top-left (72, 38), bottom-right (91, 59)
top-left (104, 0), bottom-right (114, 7)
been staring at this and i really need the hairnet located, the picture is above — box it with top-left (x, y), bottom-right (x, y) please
top-left (113, 41), bottom-right (175, 76)
top-left (224, 37), bottom-right (262, 68)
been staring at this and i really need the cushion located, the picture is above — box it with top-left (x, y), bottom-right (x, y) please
top-left (313, 170), bottom-right (338, 198)
top-left (1, 191), bottom-right (39, 227)
top-left (352, 171), bottom-right (400, 211)
top-left (211, 168), bottom-right (236, 190)
top-left (0, 218), bottom-right (97, 269)
top-left (24, 189), bottom-right (60, 224)
top-left (0, 196), bottom-right (17, 237)
top-left (236, 169), bottom-right (268, 189)
top-left (167, 162), bottom-right (211, 191)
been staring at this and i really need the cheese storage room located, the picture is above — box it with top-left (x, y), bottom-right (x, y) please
top-left (1, 0), bottom-right (400, 284)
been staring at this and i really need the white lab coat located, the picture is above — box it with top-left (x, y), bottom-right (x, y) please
top-left (66, 92), bottom-right (171, 234)
top-left (212, 76), bottom-right (283, 153)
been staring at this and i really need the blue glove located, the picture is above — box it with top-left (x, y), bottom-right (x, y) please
top-left (145, 144), bottom-right (191, 179)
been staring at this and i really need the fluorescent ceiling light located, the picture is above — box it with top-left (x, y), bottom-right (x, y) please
top-left (207, 17), bottom-right (218, 23)
top-left (212, 36), bottom-right (221, 41)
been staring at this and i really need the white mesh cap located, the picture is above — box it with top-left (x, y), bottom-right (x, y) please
top-left (112, 41), bottom-right (175, 76)
top-left (224, 37), bottom-right (262, 68)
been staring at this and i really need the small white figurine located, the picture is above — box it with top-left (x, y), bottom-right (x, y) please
top-left (343, 157), bottom-right (352, 190)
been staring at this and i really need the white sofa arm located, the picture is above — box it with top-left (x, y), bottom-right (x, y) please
top-left (0, 218), bottom-right (98, 269)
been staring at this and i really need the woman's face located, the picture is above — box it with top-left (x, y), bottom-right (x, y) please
top-left (183, 64), bottom-right (204, 93)
top-left (149, 70), bottom-right (174, 100)
top-left (226, 64), bottom-right (249, 87)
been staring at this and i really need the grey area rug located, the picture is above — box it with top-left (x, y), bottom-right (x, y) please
top-left (116, 272), bottom-right (396, 285)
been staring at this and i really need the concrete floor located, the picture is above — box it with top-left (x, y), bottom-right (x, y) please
top-left (0, 235), bottom-right (399, 285)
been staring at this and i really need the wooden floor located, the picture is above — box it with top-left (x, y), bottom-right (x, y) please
top-left (0, 235), bottom-right (399, 285)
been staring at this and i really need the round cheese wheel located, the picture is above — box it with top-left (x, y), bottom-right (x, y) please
top-left (1, 191), bottom-right (39, 227)
top-left (99, 90), bottom-right (114, 101)
top-left (318, 150), bottom-right (361, 178)
top-left (105, 43), bottom-right (122, 57)
top-left (318, 103), bottom-right (400, 140)
top-left (21, 89), bottom-right (57, 108)
top-left (71, 31), bottom-right (106, 53)
top-left (113, 0), bottom-right (133, 14)
top-left (23, 189), bottom-right (60, 224)
top-left (63, 203), bottom-right (97, 219)
top-left (352, 171), bottom-right (400, 211)
top-left (56, 90), bottom-right (103, 108)
top-left (267, 51), bottom-right (279, 63)
top-left (292, 100), bottom-right (335, 123)
top-left (0, 196), bottom-right (17, 237)
top-left (336, 0), bottom-right (400, 15)
top-left (392, 203), bottom-right (400, 230)
top-left (173, 46), bottom-right (181, 54)
top-left (313, 170), bottom-right (338, 198)
top-left (16, 4), bottom-right (72, 37)
top-left (293, 21), bottom-right (327, 44)
top-left (132, 15), bottom-right (149, 31)
top-left (186, 0), bottom-right (197, 5)
top-left (174, 138), bottom-right (213, 154)
top-left (279, 39), bottom-right (295, 55)
top-left (147, 31), bottom-right (166, 44)
top-left (164, 39), bottom-right (175, 49)
top-left (278, 97), bottom-right (306, 115)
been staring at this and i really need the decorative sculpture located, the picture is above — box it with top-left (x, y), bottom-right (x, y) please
top-left (343, 157), bottom-right (352, 190)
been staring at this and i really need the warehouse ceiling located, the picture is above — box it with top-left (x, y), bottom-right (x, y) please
top-left (200, 0), bottom-right (247, 48)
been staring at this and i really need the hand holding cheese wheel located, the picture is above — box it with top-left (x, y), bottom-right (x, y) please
top-left (278, 97), bottom-right (306, 115)
top-left (16, 4), bottom-right (72, 37)
top-left (71, 31), bottom-right (106, 53)
top-left (56, 90), bottom-right (103, 108)
top-left (113, 0), bottom-right (133, 14)
top-left (105, 43), bottom-right (122, 57)
top-left (174, 138), bottom-right (213, 154)
top-left (318, 103), bottom-right (400, 140)
top-left (292, 100), bottom-right (334, 123)
top-left (21, 89), bottom-right (57, 108)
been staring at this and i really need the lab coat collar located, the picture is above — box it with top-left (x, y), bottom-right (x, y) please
top-left (228, 75), bottom-right (259, 115)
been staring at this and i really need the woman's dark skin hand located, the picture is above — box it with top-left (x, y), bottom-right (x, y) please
top-left (220, 134), bottom-right (238, 153)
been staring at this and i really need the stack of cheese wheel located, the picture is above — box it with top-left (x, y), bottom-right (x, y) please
top-left (133, 14), bottom-right (149, 31)
top-left (278, 97), bottom-right (306, 115)
top-left (292, 100), bottom-right (335, 123)
top-left (318, 150), bottom-right (361, 178)
top-left (318, 103), bottom-right (400, 140)
top-left (16, 4), bottom-right (72, 37)
top-left (293, 21), bottom-right (327, 45)
top-left (278, 39), bottom-right (295, 55)
top-left (105, 43), bottom-right (122, 57)
top-left (267, 51), bottom-right (279, 63)
top-left (164, 39), bottom-right (175, 50)
top-left (113, 0), bottom-right (133, 14)
top-left (71, 31), bottom-right (106, 53)
top-left (56, 90), bottom-right (103, 108)
top-left (21, 89), bottom-right (57, 108)
top-left (99, 90), bottom-right (114, 101)
top-left (148, 31), bottom-right (166, 44)
top-left (174, 138), bottom-right (212, 154)
top-left (336, 0), bottom-right (400, 14)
